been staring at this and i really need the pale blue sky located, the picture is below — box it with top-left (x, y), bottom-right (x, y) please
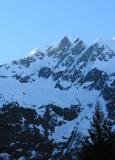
top-left (0, 0), bottom-right (115, 64)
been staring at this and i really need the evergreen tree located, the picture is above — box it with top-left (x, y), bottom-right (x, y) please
top-left (77, 103), bottom-right (115, 160)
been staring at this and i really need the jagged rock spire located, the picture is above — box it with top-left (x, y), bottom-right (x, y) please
top-left (58, 36), bottom-right (71, 50)
top-left (72, 37), bottom-right (86, 55)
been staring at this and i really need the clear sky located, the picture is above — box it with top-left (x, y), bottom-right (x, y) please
top-left (0, 0), bottom-right (115, 64)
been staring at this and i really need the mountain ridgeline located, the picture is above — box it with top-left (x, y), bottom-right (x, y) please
top-left (0, 36), bottom-right (115, 159)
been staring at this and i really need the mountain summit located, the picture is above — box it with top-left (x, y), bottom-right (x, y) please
top-left (58, 36), bottom-right (71, 50)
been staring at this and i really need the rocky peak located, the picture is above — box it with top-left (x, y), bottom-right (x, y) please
top-left (93, 38), bottom-right (115, 52)
top-left (72, 37), bottom-right (86, 55)
top-left (28, 48), bottom-right (45, 59)
top-left (58, 36), bottom-right (71, 50)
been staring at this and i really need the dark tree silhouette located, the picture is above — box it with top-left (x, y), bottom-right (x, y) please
top-left (77, 103), bottom-right (115, 160)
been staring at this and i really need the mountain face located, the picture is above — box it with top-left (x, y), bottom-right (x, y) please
top-left (0, 36), bottom-right (115, 159)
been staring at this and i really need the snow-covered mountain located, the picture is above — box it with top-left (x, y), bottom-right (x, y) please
top-left (0, 36), bottom-right (115, 159)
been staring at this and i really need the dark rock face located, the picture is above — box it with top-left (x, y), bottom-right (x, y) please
top-left (58, 36), bottom-right (71, 50)
top-left (70, 69), bottom-right (82, 82)
top-left (53, 71), bottom-right (64, 81)
top-left (72, 40), bottom-right (85, 55)
top-left (12, 74), bottom-right (33, 83)
top-left (17, 56), bottom-right (36, 68)
top-left (50, 104), bottom-right (81, 121)
top-left (12, 51), bottom-right (45, 68)
top-left (19, 75), bottom-right (33, 83)
top-left (102, 86), bottom-right (115, 120)
top-left (0, 102), bottom-right (81, 159)
top-left (38, 67), bottom-right (53, 79)
top-left (81, 68), bottom-right (108, 90)
top-left (78, 68), bottom-right (115, 121)
top-left (0, 103), bottom-right (54, 159)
